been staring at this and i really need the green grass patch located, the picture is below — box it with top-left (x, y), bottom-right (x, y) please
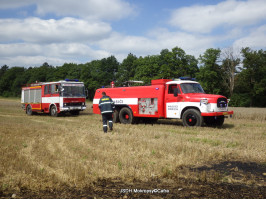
top-left (226, 142), bottom-right (240, 148)
top-left (188, 137), bottom-right (222, 146)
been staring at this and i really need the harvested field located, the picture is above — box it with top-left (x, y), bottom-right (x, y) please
top-left (0, 98), bottom-right (265, 198)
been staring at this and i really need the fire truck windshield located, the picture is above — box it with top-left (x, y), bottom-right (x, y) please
top-left (180, 83), bottom-right (205, 94)
top-left (61, 84), bottom-right (85, 97)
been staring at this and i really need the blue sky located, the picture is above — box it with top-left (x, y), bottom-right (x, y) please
top-left (0, 0), bottom-right (265, 67)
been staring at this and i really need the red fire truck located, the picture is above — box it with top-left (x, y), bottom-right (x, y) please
top-left (93, 78), bottom-right (233, 127)
top-left (21, 79), bottom-right (86, 116)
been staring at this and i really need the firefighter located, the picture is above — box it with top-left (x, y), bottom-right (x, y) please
top-left (98, 92), bottom-right (115, 133)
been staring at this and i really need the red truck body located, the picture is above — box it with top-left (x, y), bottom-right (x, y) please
top-left (21, 80), bottom-right (86, 116)
top-left (93, 78), bottom-right (233, 126)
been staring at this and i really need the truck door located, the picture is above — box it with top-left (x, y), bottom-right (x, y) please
top-left (43, 84), bottom-right (60, 112)
top-left (165, 84), bottom-right (182, 118)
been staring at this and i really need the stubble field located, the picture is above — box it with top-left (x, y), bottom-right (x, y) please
top-left (0, 98), bottom-right (265, 198)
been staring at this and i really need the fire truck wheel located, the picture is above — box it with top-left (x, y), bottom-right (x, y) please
top-left (113, 109), bottom-right (120, 123)
top-left (50, 105), bottom-right (58, 117)
top-left (204, 116), bottom-right (224, 127)
top-left (119, 107), bottom-right (134, 124)
top-left (70, 110), bottom-right (80, 115)
top-left (26, 105), bottom-right (33, 116)
top-left (182, 109), bottom-right (203, 127)
top-left (204, 116), bottom-right (215, 126)
top-left (214, 115), bottom-right (224, 127)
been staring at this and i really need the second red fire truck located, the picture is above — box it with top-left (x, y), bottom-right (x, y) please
top-left (93, 78), bottom-right (233, 127)
top-left (21, 79), bottom-right (86, 116)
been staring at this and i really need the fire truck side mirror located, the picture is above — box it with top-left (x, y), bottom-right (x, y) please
top-left (173, 88), bottom-right (178, 97)
top-left (85, 89), bottom-right (88, 98)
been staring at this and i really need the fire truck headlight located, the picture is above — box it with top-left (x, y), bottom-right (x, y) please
top-left (64, 103), bottom-right (67, 107)
top-left (200, 98), bottom-right (208, 105)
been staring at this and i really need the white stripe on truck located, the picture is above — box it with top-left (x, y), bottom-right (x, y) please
top-left (93, 98), bottom-right (138, 105)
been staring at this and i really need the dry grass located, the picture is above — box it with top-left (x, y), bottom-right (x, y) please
top-left (230, 107), bottom-right (266, 121)
top-left (0, 98), bottom-right (265, 194)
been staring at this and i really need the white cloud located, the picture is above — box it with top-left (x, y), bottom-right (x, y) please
top-left (0, 0), bottom-right (33, 9)
top-left (0, 0), bottom-right (134, 21)
top-left (0, 0), bottom-right (135, 66)
top-left (1, 56), bottom-right (68, 67)
top-left (233, 25), bottom-right (266, 49)
top-left (98, 32), bottom-right (157, 55)
top-left (36, 0), bottom-right (134, 21)
top-left (97, 28), bottom-right (217, 59)
top-left (0, 17), bottom-right (111, 43)
top-left (149, 28), bottom-right (215, 55)
top-left (0, 15), bottom-right (112, 66)
top-left (169, 0), bottom-right (266, 33)
top-left (0, 42), bottom-right (110, 66)
top-left (1, 0), bottom-right (265, 68)
top-left (0, 27), bottom-right (218, 67)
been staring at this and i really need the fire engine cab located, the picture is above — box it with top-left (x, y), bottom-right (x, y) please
top-left (93, 78), bottom-right (233, 127)
top-left (21, 79), bottom-right (86, 116)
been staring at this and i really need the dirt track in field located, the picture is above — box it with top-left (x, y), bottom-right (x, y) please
top-left (1, 178), bottom-right (265, 199)
top-left (1, 161), bottom-right (265, 199)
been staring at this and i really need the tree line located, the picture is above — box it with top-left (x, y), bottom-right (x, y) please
top-left (0, 46), bottom-right (265, 107)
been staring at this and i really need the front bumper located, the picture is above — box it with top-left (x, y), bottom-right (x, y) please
top-left (201, 110), bottom-right (234, 117)
top-left (60, 106), bottom-right (86, 112)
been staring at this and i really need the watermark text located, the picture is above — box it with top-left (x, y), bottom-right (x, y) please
top-left (120, 188), bottom-right (169, 194)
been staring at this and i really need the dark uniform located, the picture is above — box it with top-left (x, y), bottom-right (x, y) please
top-left (99, 95), bottom-right (115, 133)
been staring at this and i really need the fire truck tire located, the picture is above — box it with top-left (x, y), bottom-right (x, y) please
top-left (50, 105), bottom-right (58, 117)
top-left (113, 109), bottom-right (120, 123)
top-left (26, 105), bottom-right (33, 116)
top-left (215, 115), bottom-right (224, 126)
top-left (70, 110), bottom-right (79, 115)
top-left (182, 109), bottom-right (203, 127)
top-left (204, 116), bottom-right (224, 127)
top-left (119, 107), bottom-right (134, 124)
top-left (204, 116), bottom-right (215, 126)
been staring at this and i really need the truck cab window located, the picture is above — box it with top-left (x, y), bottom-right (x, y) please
top-left (51, 84), bottom-right (55, 94)
top-left (50, 84), bottom-right (59, 94)
top-left (44, 85), bottom-right (50, 95)
top-left (55, 85), bottom-right (59, 93)
top-left (180, 83), bottom-right (205, 94)
top-left (168, 84), bottom-right (180, 94)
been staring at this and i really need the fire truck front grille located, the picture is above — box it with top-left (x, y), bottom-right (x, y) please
top-left (217, 98), bottom-right (227, 108)
top-left (64, 102), bottom-right (83, 107)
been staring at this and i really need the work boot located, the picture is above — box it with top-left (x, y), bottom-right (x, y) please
top-left (103, 125), bottom-right (108, 133)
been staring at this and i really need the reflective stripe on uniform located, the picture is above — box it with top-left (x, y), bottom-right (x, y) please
top-left (101, 110), bottom-right (113, 113)
top-left (101, 98), bottom-right (110, 101)
top-left (99, 102), bottom-right (112, 105)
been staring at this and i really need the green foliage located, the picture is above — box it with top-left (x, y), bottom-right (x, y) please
top-left (232, 48), bottom-right (266, 107)
top-left (196, 48), bottom-right (227, 95)
top-left (230, 93), bottom-right (251, 107)
top-left (0, 46), bottom-right (265, 107)
top-left (133, 47), bottom-right (199, 84)
top-left (0, 66), bottom-right (26, 96)
top-left (221, 54), bottom-right (240, 97)
top-left (0, 65), bottom-right (8, 79)
top-left (134, 55), bottom-right (161, 84)
top-left (159, 47), bottom-right (199, 78)
top-left (116, 53), bottom-right (138, 86)
top-left (54, 63), bottom-right (81, 80)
